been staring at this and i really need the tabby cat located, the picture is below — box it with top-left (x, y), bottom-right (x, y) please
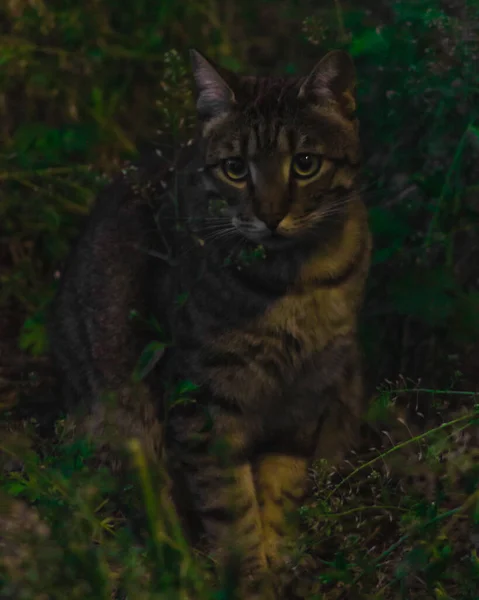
top-left (50, 49), bottom-right (371, 598)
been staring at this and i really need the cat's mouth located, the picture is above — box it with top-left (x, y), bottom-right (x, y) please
top-left (231, 215), bottom-right (298, 249)
top-left (238, 227), bottom-right (297, 250)
top-left (260, 231), bottom-right (297, 250)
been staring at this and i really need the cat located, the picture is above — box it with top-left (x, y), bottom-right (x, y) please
top-left (49, 48), bottom-right (371, 599)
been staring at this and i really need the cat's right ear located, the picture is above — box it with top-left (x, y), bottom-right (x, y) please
top-left (298, 50), bottom-right (357, 117)
top-left (189, 49), bottom-right (236, 121)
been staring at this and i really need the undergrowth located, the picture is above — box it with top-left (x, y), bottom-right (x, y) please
top-left (2, 387), bottom-right (479, 599)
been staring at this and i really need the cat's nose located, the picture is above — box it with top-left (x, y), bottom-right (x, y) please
top-left (259, 213), bottom-right (285, 232)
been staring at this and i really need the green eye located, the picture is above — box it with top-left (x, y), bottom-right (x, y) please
top-left (291, 153), bottom-right (321, 179)
top-left (222, 157), bottom-right (248, 181)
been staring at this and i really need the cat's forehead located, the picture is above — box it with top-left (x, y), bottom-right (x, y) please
top-left (213, 76), bottom-right (302, 155)
top-left (238, 75), bottom-right (301, 114)
top-left (205, 74), bottom-right (359, 162)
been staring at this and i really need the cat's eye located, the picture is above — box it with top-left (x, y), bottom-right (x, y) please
top-left (221, 157), bottom-right (248, 181)
top-left (291, 153), bottom-right (321, 179)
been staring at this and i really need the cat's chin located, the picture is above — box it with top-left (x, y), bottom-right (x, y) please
top-left (241, 231), bottom-right (298, 251)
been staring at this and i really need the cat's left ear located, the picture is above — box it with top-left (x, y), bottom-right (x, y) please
top-left (298, 50), bottom-right (356, 117)
top-left (190, 49), bottom-right (237, 121)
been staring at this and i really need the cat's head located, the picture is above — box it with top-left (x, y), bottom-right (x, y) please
top-left (190, 49), bottom-right (361, 250)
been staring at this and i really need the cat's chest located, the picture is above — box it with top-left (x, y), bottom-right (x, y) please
top-left (261, 286), bottom-right (353, 352)
top-left (192, 284), bottom-right (355, 405)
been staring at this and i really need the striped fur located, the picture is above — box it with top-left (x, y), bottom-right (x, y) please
top-left (50, 50), bottom-right (371, 598)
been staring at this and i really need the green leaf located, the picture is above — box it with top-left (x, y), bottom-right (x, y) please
top-left (175, 292), bottom-right (189, 307)
top-left (19, 312), bottom-right (48, 356)
top-left (349, 29), bottom-right (389, 57)
top-left (147, 315), bottom-right (166, 336)
top-left (176, 379), bottom-right (200, 397)
top-left (219, 56), bottom-right (242, 72)
top-left (168, 379), bottom-right (200, 409)
top-left (366, 391), bottom-right (394, 423)
top-left (467, 125), bottom-right (479, 152)
top-left (132, 341), bottom-right (166, 382)
top-left (5, 481), bottom-right (28, 497)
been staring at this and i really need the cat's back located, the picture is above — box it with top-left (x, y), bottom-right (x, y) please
top-left (49, 144), bottom-right (182, 409)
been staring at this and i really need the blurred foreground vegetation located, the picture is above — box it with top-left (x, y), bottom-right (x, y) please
top-left (1, 0), bottom-right (479, 598)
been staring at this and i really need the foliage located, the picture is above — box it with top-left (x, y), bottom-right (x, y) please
top-left (0, 431), bottom-right (217, 600)
top-left (340, 0), bottom-right (479, 379)
top-left (2, 389), bottom-right (479, 599)
top-left (1, 0), bottom-right (479, 598)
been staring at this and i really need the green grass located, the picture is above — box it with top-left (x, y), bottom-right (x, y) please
top-left (1, 388), bottom-right (479, 599)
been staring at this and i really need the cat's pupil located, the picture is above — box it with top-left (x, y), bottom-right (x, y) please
top-left (296, 154), bottom-right (313, 170)
top-left (226, 158), bottom-right (245, 176)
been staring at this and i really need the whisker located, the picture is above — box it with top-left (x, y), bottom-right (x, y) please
top-left (147, 224), bottom-right (237, 264)
top-left (202, 229), bottom-right (238, 244)
top-left (197, 222), bottom-right (233, 231)
top-left (227, 234), bottom-right (248, 264)
top-left (145, 217), bottom-right (233, 237)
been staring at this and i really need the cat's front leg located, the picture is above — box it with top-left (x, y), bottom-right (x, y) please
top-left (255, 454), bottom-right (310, 577)
top-left (166, 401), bottom-right (275, 599)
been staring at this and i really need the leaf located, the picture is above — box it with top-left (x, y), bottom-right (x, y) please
top-left (366, 391), bottom-right (394, 424)
top-left (19, 312), bottom-right (48, 356)
top-left (132, 341), bottom-right (166, 382)
top-left (147, 315), bottom-right (165, 336)
top-left (62, 124), bottom-right (97, 155)
top-left (219, 56), bottom-right (242, 72)
top-left (434, 584), bottom-right (451, 599)
top-left (168, 379), bottom-right (200, 409)
top-left (467, 125), bottom-right (479, 152)
top-left (176, 379), bottom-right (200, 397)
top-left (349, 29), bottom-right (389, 57)
top-left (175, 292), bottom-right (189, 307)
top-left (5, 481), bottom-right (27, 497)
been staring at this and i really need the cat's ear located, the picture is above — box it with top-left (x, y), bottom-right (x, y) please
top-left (298, 50), bottom-right (356, 116)
top-left (189, 49), bottom-right (236, 120)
